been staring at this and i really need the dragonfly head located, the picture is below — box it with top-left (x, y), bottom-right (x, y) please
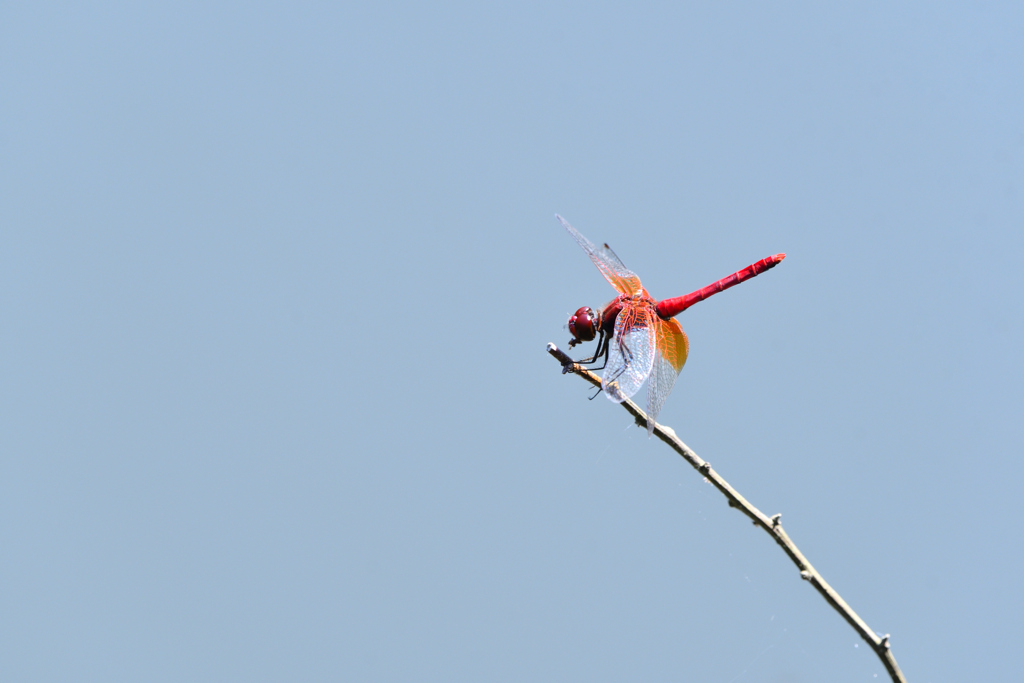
top-left (567, 306), bottom-right (598, 348)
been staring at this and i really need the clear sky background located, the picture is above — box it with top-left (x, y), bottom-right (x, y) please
top-left (2, 3), bottom-right (1022, 682)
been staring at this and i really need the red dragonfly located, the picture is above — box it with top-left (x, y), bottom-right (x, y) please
top-left (557, 214), bottom-right (785, 435)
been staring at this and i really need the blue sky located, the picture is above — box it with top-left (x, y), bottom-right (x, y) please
top-left (3, 3), bottom-right (1022, 681)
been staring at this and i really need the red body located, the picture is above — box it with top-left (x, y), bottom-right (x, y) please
top-left (657, 253), bottom-right (786, 319)
top-left (591, 254), bottom-right (786, 335)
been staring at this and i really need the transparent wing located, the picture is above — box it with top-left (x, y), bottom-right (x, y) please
top-left (602, 305), bottom-right (656, 403)
top-left (556, 214), bottom-right (642, 296)
top-left (598, 241), bottom-right (629, 272)
top-left (644, 317), bottom-right (689, 435)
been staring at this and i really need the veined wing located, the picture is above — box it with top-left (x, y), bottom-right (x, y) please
top-left (645, 317), bottom-right (689, 435)
top-left (602, 304), bottom-right (656, 403)
top-left (556, 214), bottom-right (642, 296)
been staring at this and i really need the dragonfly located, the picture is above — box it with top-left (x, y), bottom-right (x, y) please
top-left (557, 214), bottom-right (785, 436)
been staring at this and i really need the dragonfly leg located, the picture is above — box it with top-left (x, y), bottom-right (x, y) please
top-left (576, 333), bottom-right (611, 400)
top-left (574, 331), bottom-right (611, 370)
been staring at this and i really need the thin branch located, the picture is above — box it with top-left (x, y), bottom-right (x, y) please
top-left (547, 343), bottom-right (907, 683)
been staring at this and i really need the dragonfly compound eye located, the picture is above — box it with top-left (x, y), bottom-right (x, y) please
top-left (567, 306), bottom-right (597, 342)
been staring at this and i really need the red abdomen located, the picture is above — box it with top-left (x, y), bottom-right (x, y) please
top-left (656, 253), bottom-right (786, 319)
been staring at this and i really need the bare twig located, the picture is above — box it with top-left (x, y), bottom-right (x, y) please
top-left (547, 342), bottom-right (907, 683)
